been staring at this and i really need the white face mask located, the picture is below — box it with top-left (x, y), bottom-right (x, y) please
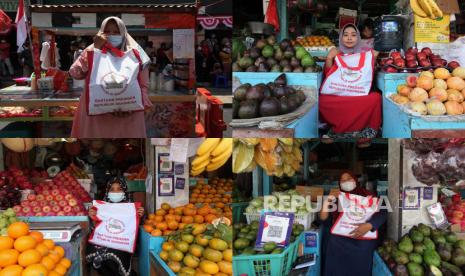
top-left (108, 192), bottom-right (125, 203)
top-left (340, 181), bottom-right (356, 192)
top-left (107, 35), bottom-right (123, 48)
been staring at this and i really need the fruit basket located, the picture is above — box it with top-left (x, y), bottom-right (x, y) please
top-left (232, 233), bottom-right (302, 276)
top-left (244, 211), bottom-right (316, 230)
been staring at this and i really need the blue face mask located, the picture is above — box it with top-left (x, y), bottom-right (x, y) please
top-left (107, 35), bottom-right (123, 48)
top-left (108, 192), bottom-right (125, 203)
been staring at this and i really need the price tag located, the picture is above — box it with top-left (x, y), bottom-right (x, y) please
top-left (255, 212), bottom-right (294, 248)
top-left (175, 178), bottom-right (185, 190)
top-left (304, 232), bottom-right (317, 248)
top-left (403, 188), bottom-right (420, 210)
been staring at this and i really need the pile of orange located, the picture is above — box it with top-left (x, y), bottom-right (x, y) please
top-left (294, 36), bottom-right (334, 47)
top-left (0, 221), bottom-right (71, 276)
top-left (189, 178), bottom-right (233, 205)
top-left (143, 203), bottom-right (232, 237)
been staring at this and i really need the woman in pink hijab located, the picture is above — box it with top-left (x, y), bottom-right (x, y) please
top-left (69, 17), bottom-right (152, 138)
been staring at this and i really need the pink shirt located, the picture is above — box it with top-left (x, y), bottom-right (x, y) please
top-left (69, 48), bottom-right (153, 138)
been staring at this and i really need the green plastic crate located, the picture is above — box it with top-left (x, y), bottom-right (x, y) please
top-left (232, 202), bottom-right (248, 224)
top-left (233, 233), bottom-right (302, 276)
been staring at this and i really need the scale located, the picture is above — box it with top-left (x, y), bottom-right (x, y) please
top-left (29, 221), bottom-right (81, 242)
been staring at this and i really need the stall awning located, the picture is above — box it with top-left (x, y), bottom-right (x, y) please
top-left (29, 3), bottom-right (197, 13)
top-left (197, 16), bottom-right (232, 29)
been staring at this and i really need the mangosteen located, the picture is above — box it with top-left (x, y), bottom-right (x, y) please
top-left (267, 82), bottom-right (276, 91)
top-left (305, 66), bottom-right (316, 73)
top-left (267, 35), bottom-right (277, 45)
top-left (283, 65), bottom-right (292, 72)
top-left (280, 96), bottom-right (290, 114)
top-left (274, 48), bottom-right (284, 61)
top-left (290, 57), bottom-right (301, 68)
top-left (293, 66), bottom-right (304, 73)
top-left (259, 97), bottom-right (281, 117)
top-left (257, 62), bottom-right (270, 72)
top-left (233, 83), bottom-right (251, 101)
top-left (249, 47), bottom-right (261, 59)
top-left (279, 59), bottom-right (290, 67)
top-left (284, 47), bottom-right (295, 59)
top-left (270, 65), bottom-right (281, 72)
top-left (272, 86), bottom-right (287, 98)
top-left (254, 56), bottom-right (266, 67)
top-left (232, 62), bottom-right (242, 72)
top-left (287, 94), bottom-right (300, 111)
top-left (245, 85), bottom-right (264, 101)
top-left (245, 65), bottom-right (257, 72)
top-left (280, 39), bottom-right (291, 51)
top-left (274, 74), bottom-right (287, 86)
top-left (266, 58), bottom-right (278, 67)
top-left (287, 87), bottom-right (296, 95)
top-left (255, 39), bottom-right (267, 49)
top-left (238, 100), bottom-right (259, 119)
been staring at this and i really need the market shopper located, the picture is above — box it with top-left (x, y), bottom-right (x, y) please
top-left (87, 177), bottom-right (144, 276)
top-left (69, 16), bottom-right (152, 138)
top-left (0, 38), bottom-right (13, 76)
top-left (360, 18), bottom-right (375, 51)
top-left (319, 24), bottom-right (382, 146)
top-left (319, 171), bottom-right (386, 276)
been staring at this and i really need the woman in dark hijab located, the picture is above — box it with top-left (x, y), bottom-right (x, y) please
top-left (319, 171), bottom-right (387, 276)
top-left (86, 176), bottom-right (144, 276)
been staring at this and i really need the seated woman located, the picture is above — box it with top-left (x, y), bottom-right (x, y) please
top-left (87, 177), bottom-right (144, 276)
top-left (319, 24), bottom-right (382, 146)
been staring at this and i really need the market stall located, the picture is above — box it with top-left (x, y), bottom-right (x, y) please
top-left (373, 139), bottom-right (465, 275)
top-left (0, 1), bottom-right (226, 138)
top-left (231, 138), bottom-right (389, 275)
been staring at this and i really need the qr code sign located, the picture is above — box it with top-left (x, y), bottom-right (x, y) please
top-left (268, 225), bottom-right (283, 238)
top-left (162, 162), bottom-right (171, 169)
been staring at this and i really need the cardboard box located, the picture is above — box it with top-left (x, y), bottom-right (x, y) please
top-left (296, 186), bottom-right (324, 202)
top-left (436, 0), bottom-right (460, 14)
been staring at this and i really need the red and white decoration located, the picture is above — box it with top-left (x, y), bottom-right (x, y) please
top-left (15, 0), bottom-right (27, 51)
top-left (198, 16), bottom-right (232, 30)
top-left (0, 9), bottom-right (12, 35)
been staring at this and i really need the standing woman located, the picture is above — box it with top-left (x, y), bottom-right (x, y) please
top-left (320, 172), bottom-right (386, 276)
top-left (87, 177), bottom-right (144, 276)
top-left (69, 17), bottom-right (152, 138)
top-left (319, 24), bottom-right (382, 146)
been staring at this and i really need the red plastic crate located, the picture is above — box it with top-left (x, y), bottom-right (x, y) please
top-left (196, 88), bottom-right (226, 137)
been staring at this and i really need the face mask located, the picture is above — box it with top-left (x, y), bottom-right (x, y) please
top-left (107, 35), bottom-right (123, 48)
top-left (340, 181), bottom-right (356, 192)
top-left (108, 192), bottom-right (125, 203)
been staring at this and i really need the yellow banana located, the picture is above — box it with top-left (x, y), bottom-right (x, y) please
top-left (192, 152), bottom-right (211, 166)
top-left (410, 0), bottom-right (428, 17)
top-left (196, 138), bottom-right (221, 156)
top-left (206, 154), bottom-right (230, 171)
top-left (211, 146), bottom-right (232, 164)
top-left (192, 158), bottom-right (210, 171)
top-left (191, 167), bottom-right (205, 176)
top-left (426, 0), bottom-right (443, 18)
top-left (211, 138), bottom-right (232, 157)
top-left (418, 0), bottom-right (433, 18)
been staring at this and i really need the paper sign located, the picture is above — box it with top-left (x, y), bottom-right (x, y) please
top-left (169, 138), bottom-right (189, 163)
top-left (173, 29), bottom-right (195, 59)
top-left (158, 175), bottom-right (174, 196)
top-left (403, 188), bottom-right (420, 210)
top-left (158, 153), bottom-right (173, 173)
top-left (304, 232), bottom-right (317, 248)
top-left (176, 178), bottom-right (185, 189)
top-left (414, 14), bottom-right (450, 43)
top-left (255, 212), bottom-right (294, 248)
top-left (423, 187), bottom-right (433, 200)
top-left (174, 164), bottom-right (185, 175)
top-left (188, 138), bottom-right (205, 158)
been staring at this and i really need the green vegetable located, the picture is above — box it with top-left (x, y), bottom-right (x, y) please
top-left (414, 242), bottom-right (425, 255)
top-left (423, 249), bottom-right (441, 267)
top-left (445, 232), bottom-right (457, 244)
top-left (407, 262), bottom-right (424, 276)
top-left (234, 238), bottom-right (250, 250)
top-left (410, 229), bottom-right (425, 243)
top-left (399, 236), bottom-right (414, 253)
top-left (409, 253), bottom-right (423, 264)
top-left (418, 223), bottom-right (432, 237)
top-left (423, 237), bottom-right (436, 251)
top-left (263, 242), bottom-right (277, 253)
top-left (393, 249), bottom-right (410, 265)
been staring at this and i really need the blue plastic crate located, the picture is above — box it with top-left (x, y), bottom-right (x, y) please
top-left (138, 230), bottom-right (165, 276)
top-left (372, 251), bottom-right (393, 276)
top-left (149, 236), bottom-right (176, 276)
top-left (233, 72), bottom-right (323, 138)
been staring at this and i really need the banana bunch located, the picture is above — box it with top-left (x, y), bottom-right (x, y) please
top-left (233, 138), bottom-right (306, 177)
top-left (410, 0), bottom-right (443, 19)
top-left (191, 138), bottom-right (233, 176)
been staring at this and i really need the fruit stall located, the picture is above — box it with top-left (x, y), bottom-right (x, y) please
top-left (232, 33), bottom-right (323, 138)
top-left (373, 139), bottom-right (465, 275)
top-left (135, 138), bottom-right (234, 276)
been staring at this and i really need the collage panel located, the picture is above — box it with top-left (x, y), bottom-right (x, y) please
top-left (0, 0), bottom-right (232, 138)
top-left (232, 0), bottom-right (465, 139)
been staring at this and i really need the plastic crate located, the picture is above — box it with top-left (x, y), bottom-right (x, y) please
top-left (372, 251), bottom-right (393, 276)
top-left (232, 202), bottom-right (249, 224)
top-left (138, 230), bottom-right (165, 276)
top-left (233, 233), bottom-right (303, 276)
top-left (245, 212), bottom-right (316, 230)
top-left (148, 235), bottom-right (177, 276)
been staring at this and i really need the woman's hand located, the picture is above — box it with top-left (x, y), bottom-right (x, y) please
top-left (327, 47), bottom-right (339, 61)
top-left (88, 208), bottom-right (97, 221)
top-left (320, 194), bottom-right (338, 221)
top-left (93, 33), bottom-right (107, 50)
top-left (350, 223), bottom-right (373, 238)
top-left (137, 207), bottom-right (145, 218)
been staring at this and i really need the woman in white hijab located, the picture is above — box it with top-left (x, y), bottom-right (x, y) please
top-left (69, 16), bottom-right (152, 138)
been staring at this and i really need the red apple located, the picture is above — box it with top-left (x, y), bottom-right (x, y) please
top-left (22, 206), bottom-right (31, 213)
top-left (391, 51), bottom-right (402, 59)
top-left (38, 201), bottom-right (47, 207)
top-left (51, 189), bottom-right (60, 196)
top-left (384, 58), bottom-right (394, 65)
top-left (45, 212), bottom-right (56, 216)
top-left (421, 47), bottom-right (433, 56)
top-left (63, 206), bottom-right (72, 213)
top-left (407, 61), bottom-right (418, 68)
top-left (64, 194), bottom-right (73, 201)
top-left (52, 206), bottom-right (61, 213)
top-left (448, 61), bottom-right (461, 69)
top-left (419, 59), bottom-right (431, 67)
top-left (49, 201), bottom-right (57, 206)
top-left (35, 212), bottom-right (44, 216)
top-left (29, 201), bottom-right (38, 207)
top-left (21, 201), bottom-right (30, 207)
top-left (45, 195), bottom-right (54, 202)
top-left (58, 200), bottom-right (67, 207)
top-left (55, 194), bottom-right (63, 201)
top-left (450, 217), bottom-right (462, 224)
top-left (42, 190), bottom-right (50, 196)
top-left (417, 52), bottom-right (427, 60)
top-left (405, 54), bottom-right (416, 62)
top-left (406, 47), bottom-right (418, 55)
top-left (56, 211), bottom-right (66, 216)
top-left (13, 206), bottom-right (22, 213)
top-left (72, 206), bottom-right (81, 212)
top-left (77, 212), bottom-right (86, 216)
top-left (68, 199), bottom-right (77, 207)
top-left (384, 66), bottom-right (398, 73)
top-left (42, 206), bottom-right (51, 213)
top-left (394, 58), bottom-right (405, 68)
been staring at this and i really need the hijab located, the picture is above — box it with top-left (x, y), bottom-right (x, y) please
top-left (338, 171), bottom-right (373, 197)
top-left (103, 176), bottom-right (131, 203)
top-left (91, 17), bottom-right (151, 68)
top-left (338, 23), bottom-right (363, 54)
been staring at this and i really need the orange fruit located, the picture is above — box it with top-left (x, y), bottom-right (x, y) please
top-left (161, 203), bottom-right (171, 210)
top-left (7, 222), bottom-right (29, 239)
top-left (151, 229), bottom-right (162, 236)
top-left (194, 215), bottom-right (204, 224)
top-left (28, 231), bottom-right (44, 244)
top-left (164, 214), bottom-right (176, 222)
top-left (35, 243), bottom-right (49, 257)
top-left (156, 222), bottom-right (168, 231)
top-left (168, 209), bottom-right (174, 215)
top-left (21, 264), bottom-right (48, 276)
top-left (42, 239), bottom-right (55, 250)
top-left (41, 256), bottom-right (56, 270)
top-left (143, 225), bottom-right (154, 233)
top-left (215, 202), bottom-right (225, 209)
top-left (183, 208), bottom-right (196, 216)
top-left (168, 261), bottom-right (181, 273)
top-left (154, 215), bottom-right (164, 223)
top-left (148, 214), bottom-right (156, 220)
top-left (182, 216), bottom-right (194, 224)
top-left (59, 258), bottom-right (71, 269)
top-left (0, 249), bottom-right (19, 267)
top-left (174, 215), bottom-right (182, 222)
top-left (0, 236), bottom-right (14, 251)
top-left (49, 272), bottom-right (61, 276)
top-left (167, 221), bottom-right (179, 230)
top-left (14, 236), bottom-right (37, 252)
top-left (54, 264), bottom-right (67, 275)
top-left (155, 209), bottom-right (166, 216)
top-left (0, 264), bottom-right (23, 276)
top-left (174, 208), bottom-right (184, 216)
top-left (186, 204), bottom-right (195, 209)
top-left (53, 246), bottom-right (65, 258)
top-left (163, 230), bottom-right (173, 236)
top-left (162, 242), bottom-right (174, 252)
top-left (205, 214), bottom-right (217, 223)
top-left (178, 223), bottom-right (187, 230)
top-left (18, 249), bottom-right (42, 267)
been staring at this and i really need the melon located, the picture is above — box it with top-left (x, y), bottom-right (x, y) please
top-left (447, 77), bottom-right (465, 91)
top-left (433, 79), bottom-right (447, 90)
top-left (428, 87), bottom-right (448, 102)
top-left (426, 100), bottom-right (446, 115)
top-left (416, 76), bottom-right (434, 91)
top-left (445, 100), bottom-right (464, 115)
top-left (433, 68), bottom-right (451, 80)
top-left (409, 87), bottom-right (429, 102)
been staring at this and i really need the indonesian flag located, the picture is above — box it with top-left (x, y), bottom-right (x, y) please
top-left (0, 9), bottom-right (12, 34)
top-left (264, 0), bottom-right (279, 31)
top-left (15, 0), bottom-right (27, 52)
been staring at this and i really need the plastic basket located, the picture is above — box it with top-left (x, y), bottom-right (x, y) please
top-left (244, 212), bottom-right (316, 230)
top-left (233, 233), bottom-right (303, 276)
top-left (372, 251), bottom-right (393, 276)
top-left (232, 202), bottom-right (249, 224)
